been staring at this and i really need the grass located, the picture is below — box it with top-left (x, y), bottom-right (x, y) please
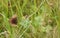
top-left (0, 0), bottom-right (60, 38)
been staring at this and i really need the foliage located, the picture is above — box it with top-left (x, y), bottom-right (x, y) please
top-left (0, 0), bottom-right (60, 38)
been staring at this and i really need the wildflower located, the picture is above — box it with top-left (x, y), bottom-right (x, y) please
top-left (9, 14), bottom-right (17, 27)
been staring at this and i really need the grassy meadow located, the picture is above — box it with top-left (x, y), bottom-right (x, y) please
top-left (0, 0), bottom-right (60, 38)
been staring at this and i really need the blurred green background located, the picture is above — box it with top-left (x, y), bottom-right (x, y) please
top-left (0, 0), bottom-right (60, 38)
